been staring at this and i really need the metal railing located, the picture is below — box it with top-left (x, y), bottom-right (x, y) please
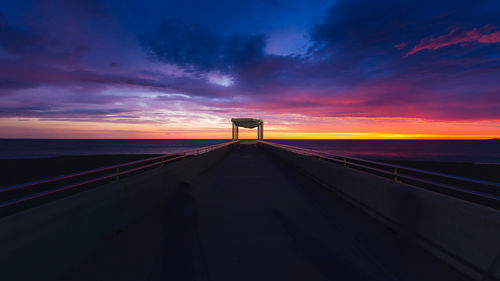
top-left (0, 141), bottom-right (238, 209)
top-left (260, 141), bottom-right (500, 208)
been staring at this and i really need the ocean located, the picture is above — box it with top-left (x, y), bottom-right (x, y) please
top-left (0, 139), bottom-right (499, 163)
top-left (270, 139), bottom-right (500, 164)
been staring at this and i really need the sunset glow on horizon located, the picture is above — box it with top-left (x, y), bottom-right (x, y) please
top-left (1, 117), bottom-right (498, 139)
top-left (1, 0), bottom-right (499, 139)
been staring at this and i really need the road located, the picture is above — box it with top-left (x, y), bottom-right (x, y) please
top-left (68, 144), bottom-right (468, 281)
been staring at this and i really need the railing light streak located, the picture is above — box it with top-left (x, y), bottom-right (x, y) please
top-left (260, 141), bottom-right (500, 208)
top-left (0, 141), bottom-right (238, 208)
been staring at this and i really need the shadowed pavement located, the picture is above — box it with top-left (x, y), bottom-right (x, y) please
top-left (69, 144), bottom-right (468, 281)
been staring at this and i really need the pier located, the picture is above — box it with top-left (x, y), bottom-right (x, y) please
top-left (1, 120), bottom-right (499, 281)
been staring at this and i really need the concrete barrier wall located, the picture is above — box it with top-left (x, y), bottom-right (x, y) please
top-left (262, 144), bottom-right (500, 281)
top-left (0, 145), bottom-right (234, 281)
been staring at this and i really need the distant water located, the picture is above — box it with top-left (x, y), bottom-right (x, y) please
top-left (0, 139), bottom-right (499, 163)
top-left (0, 139), bottom-right (227, 159)
top-left (270, 139), bottom-right (500, 164)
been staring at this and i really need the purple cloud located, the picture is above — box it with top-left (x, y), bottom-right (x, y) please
top-left (0, 0), bottom-right (499, 132)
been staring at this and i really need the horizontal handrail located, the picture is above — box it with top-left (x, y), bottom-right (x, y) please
top-left (260, 141), bottom-right (500, 206)
top-left (0, 141), bottom-right (238, 208)
top-left (261, 141), bottom-right (500, 188)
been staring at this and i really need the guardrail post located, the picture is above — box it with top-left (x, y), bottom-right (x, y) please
top-left (344, 158), bottom-right (347, 167)
top-left (115, 167), bottom-right (120, 181)
top-left (394, 168), bottom-right (398, 182)
top-left (161, 157), bottom-right (165, 167)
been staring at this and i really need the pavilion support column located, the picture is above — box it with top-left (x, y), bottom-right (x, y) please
top-left (257, 123), bottom-right (263, 141)
top-left (236, 125), bottom-right (239, 140)
top-left (232, 122), bottom-right (236, 141)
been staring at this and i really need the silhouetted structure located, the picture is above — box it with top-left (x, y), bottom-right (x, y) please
top-left (231, 118), bottom-right (264, 141)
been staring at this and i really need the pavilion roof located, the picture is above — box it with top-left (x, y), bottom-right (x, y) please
top-left (231, 118), bottom-right (263, 128)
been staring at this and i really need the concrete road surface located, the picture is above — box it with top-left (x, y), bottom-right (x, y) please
top-left (68, 145), bottom-right (468, 281)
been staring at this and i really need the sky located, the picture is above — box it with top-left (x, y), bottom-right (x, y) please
top-left (0, 0), bottom-right (499, 139)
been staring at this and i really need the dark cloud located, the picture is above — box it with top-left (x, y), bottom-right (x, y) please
top-left (139, 20), bottom-right (268, 73)
top-left (224, 34), bottom-right (267, 69)
top-left (311, 0), bottom-right (499, 50)
top-left (296, 0), bottom-right (500, 118)
top-left (0, 56), bottom-right (241, 109)
top-left (65, 0), bottom-right (108, 17)
top-left (140, 20), bottom-right (222, 71)
top-left (0, 79), bottom-right (37, 90)
top-left (307, 0), bottom-right (500, 83)
top-left (0, 105), bottom-right (133, 119)
top-left (265, 0), bottom-right (279, 7)
top-left (0, 13), bottom-right (38, 54)
top-left (0, 10), bottom-right (90, 67)
top-left (0, 61), bottom-right (173, 92)
top-left (1, 0), bottom-right (499, 125)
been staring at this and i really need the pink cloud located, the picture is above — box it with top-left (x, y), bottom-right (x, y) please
top-left (394, 41), bottom-right (408, 49)
top-left (478, 30), bottom-right (500, 43)
top-left (405, 25), bottom-right (500, 56)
